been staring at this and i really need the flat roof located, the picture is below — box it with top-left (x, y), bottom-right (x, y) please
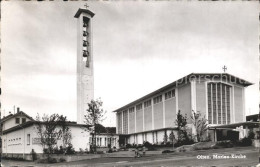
top-left (125, 127), bottom-right (177, 135)
top-left (208, 122), bottom-right (260, 129)
top-left (2, 121), bottom-right (91, 135)
top-left (113, 73), bottom-right (253, 113)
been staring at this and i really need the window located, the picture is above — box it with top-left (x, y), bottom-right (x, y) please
top-left (27, 134), bottom-right (30, 145)
top-left (15, 118), bottom-right (20, 124)
top-left (22, 118), bottom-right (26, 123)
top-left (144, 100), bottom-right (151, 108)
top-left (153, 95), bottom-right (162, 104)
top-left (165, 89), bottom-right (175, 100)
top-left (129, 107), bottom-right (135, 113)
top-left (123, 110), bottom-right (128, 134)
top-left (207, 82), bottom-right (231, 125)
top-left (136, 103), bottom-right (142, 111)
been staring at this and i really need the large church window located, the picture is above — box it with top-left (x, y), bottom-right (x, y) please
top-left (207, 82), bottom-right (231, 124)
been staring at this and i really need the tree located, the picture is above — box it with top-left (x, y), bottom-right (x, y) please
top-left (163, 131), bottom-right (168, 144)
top-left (191, 110), bottom-right (208, 142)
top-left (169, 130), bottom-right (176, 144)
top-left (175, 110), bottom-right (189, 142)
top-left (35, 113), bottom-right (70, 161)
top-left (84, 98), bottom-right (106, 153)
top-left (58, 115), bottom-right (72, 150)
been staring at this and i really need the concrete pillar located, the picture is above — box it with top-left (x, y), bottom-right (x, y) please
top-left (214, 128), bottom-right (217, 142)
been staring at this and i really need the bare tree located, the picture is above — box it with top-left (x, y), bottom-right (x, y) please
top-left (84, 98), bottom-right (106, 153)
top-left (35, 113), bottom-right (70, 160)
top-left (191, 110), bottom-right (208, 142)
top-left (58, 115), bottom-right (72, 150)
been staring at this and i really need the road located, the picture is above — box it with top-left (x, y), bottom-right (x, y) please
top-left (2, 147), bottom-right (259, 167)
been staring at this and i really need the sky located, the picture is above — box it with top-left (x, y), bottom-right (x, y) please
top-left (1, 1), bottom-right (259, 127)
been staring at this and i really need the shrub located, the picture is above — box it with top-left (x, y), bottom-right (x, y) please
top-left (59, 146), bottom-right (65, 154)
top-left (108, 148), bottom-right (113, 153)
top-left (97, 151), bottom-right (104, 154)
top-left (235, 137), bottom-right (252, 147)
top-left (53, 147), bottom-right (60, 154)
top-left (66, 144), bottom-right (76, 155)
top-left (248, 130), bottom-right (255, 139)
top-left (59, 158), bottom-right (66, 162)
top-left (38, 158), bottom-right (58, 164)
top-left (125, 144), bottom-right (132, 148)
top-left (166, 142), bottom-right (172, 146)
top-left (174, 138), bottom-right (194, 148)
top-left (143, 141), bottom-right (156, 151)
top-left (79, 148), bottom-right (84, 154)
top-left (215, 140), bottom-right (233, 148)
top-left (49, 158), bottom-right (58, 163)
top-left (162, 150), bottom-right (172, 153)
top-left (43, 148), bottom-right (48, 154)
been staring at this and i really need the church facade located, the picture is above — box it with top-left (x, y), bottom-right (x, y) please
top-left (114, 73), bottom-right (252, 145)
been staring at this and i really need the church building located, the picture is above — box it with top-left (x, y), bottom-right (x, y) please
top-left (114, 73), bottom-right (253, 145)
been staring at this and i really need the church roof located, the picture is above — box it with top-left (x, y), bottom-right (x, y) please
top-left (113, 73), bottom-right (253, 113)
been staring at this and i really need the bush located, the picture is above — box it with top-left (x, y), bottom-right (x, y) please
top-left (43, 148), bottom-right (48, 154)
top-left (125, 144), bottom-right (132, 148)
top-left (49, 158), bottom-right (58, 163)
top-left (79, 148), bottom-right (84, 154)
top-left (166, 142), bottom-right (173, 146)
top-left (235, 137), bottom-right (252, 147)
top-left (215, 140), bottom-right (233, 148)
top-left (38, 158), bottom-right (58, 164)
top-left (53, 147), bottom-right (60, 154)
top-left (59, 158), bottom-right (66, 162)
top-left (97, 151), bottom-right (104, 154)
top-left (143, 141), bottom-right (155, 151)
top-left (108, 148), bottom-right (113, 153)
top-left (162, 150), bottom-right (173, 153)
top-left (174, 138), bottom-right (194, 148)
top-left (66, 144), bottom-right (76, 155)
top-left (248, 130), bottom-right (255, 139)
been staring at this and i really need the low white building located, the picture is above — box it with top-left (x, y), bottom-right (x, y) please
top-left (91, 125), bottom-right (119, 149)
top-left (0, 111), bottom-right (90, 159)
top-left (1, 111), bottom-right (119, 159)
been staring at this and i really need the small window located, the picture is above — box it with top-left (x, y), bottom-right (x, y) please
top-left (144, 100), bottom-right (151, 108)
top-left (15, 118), bottom-right (20, 124)
top-left (129, 107), bottom-right (135, 113)
top-left (136, 103), bottom-right (142, 111)
top-left (153, 95), bottom-right (162, 104)
top-left (165, 89), bottom-right (175, 100)
top-left (22, 118), bottom-right (26, 123)
top-left (27, 134), bottom-right (30, 145)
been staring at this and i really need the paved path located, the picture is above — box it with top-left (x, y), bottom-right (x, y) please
top-left (2, 147), bottom-right (259, 167)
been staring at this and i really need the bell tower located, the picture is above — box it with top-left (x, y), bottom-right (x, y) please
top-left (74, 7), bottom-right (95, 124)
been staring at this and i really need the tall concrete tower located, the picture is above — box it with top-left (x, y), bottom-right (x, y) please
top-left (74, 7), bottom-right (95, 124)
